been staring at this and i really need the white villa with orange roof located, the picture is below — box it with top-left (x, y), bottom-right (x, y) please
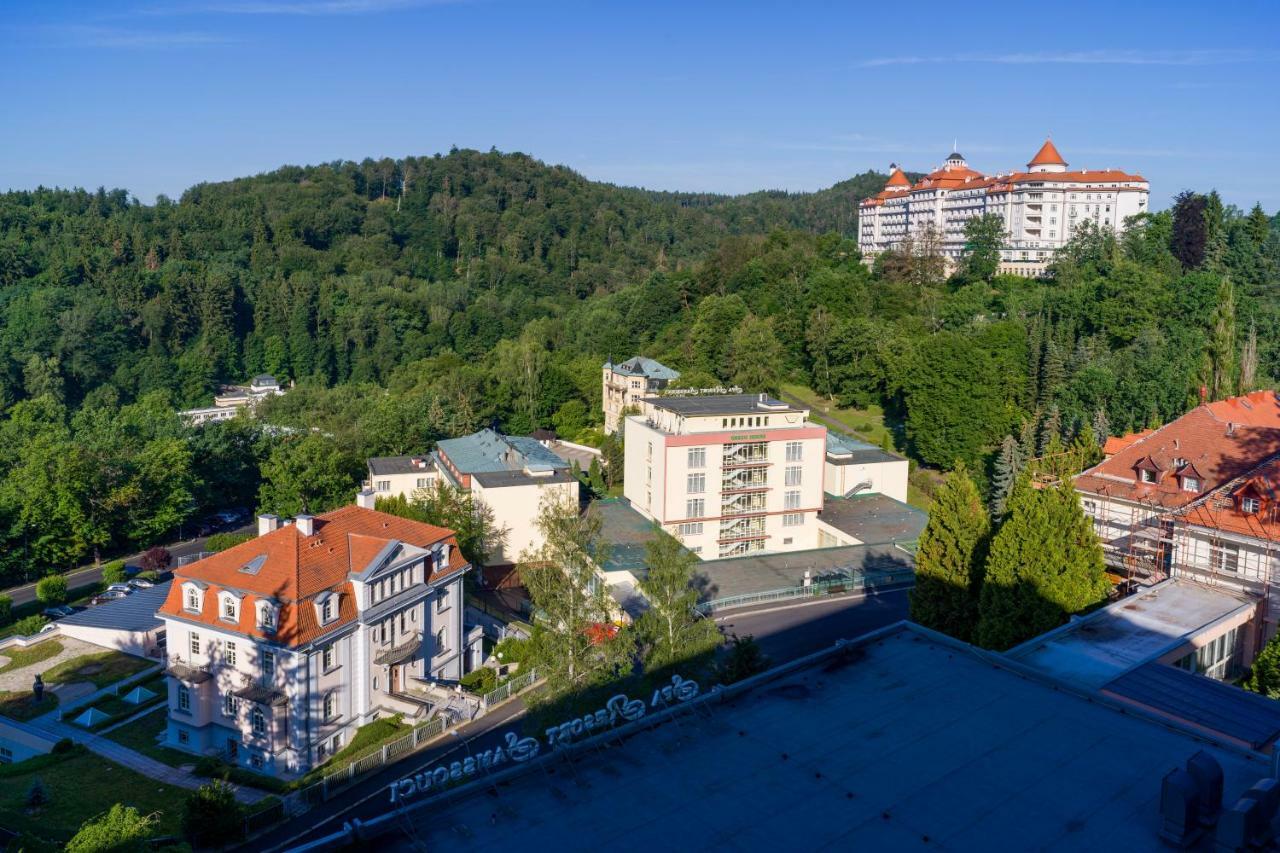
top-left (1076, 390), bottom-right (1280, 661)
top-left (157, 496), bottom-right (476, 778)
top-left (858, 140), bottom-right (1150, 276)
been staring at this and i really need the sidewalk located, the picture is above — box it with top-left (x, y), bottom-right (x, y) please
top-left (26, 672), bottom-right (267, 805)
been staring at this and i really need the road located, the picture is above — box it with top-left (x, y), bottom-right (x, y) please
top-left (2, 525), bottom-right (253, 608)
top-left (259, 586), bottom-right (911, 852)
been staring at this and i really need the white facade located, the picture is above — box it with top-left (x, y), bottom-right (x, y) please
top-left (858, 141), bottom-right (1150, 276)
top-left (624, 394), bottom-right (828, 558)
top-left (602, 357), bottom-right (680, 435)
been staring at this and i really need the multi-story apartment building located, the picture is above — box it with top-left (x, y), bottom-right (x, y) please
top-left (602, 357), bottom-right (680, 434)
top-left (157, 499), bottom-right (471, 778)
top-left (858, 140), bottom-right (1150, 277)
top-left (180, 373), bottom-right (285, 426)
top-left (624, 394), bottom-right (828, 558)
top-left (1076, 390), bottom-right (1280, 648)
top-left (364, 455), bottom-right (438, 500)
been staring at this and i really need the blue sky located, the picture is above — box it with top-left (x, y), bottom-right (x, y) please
top-left (2, 0), bottom-right (1277, 210)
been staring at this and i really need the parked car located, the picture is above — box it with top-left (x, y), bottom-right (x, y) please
top-left (123, 563), bottom-right (144, 578)
top-left (90, 590), bottom-right (128, 605)
top-left (42, 605), bottom-right (74, 619)
top-left (127, 578), bottom-right (154, 590)
top-left (105, 583), bottom-right (133, 595)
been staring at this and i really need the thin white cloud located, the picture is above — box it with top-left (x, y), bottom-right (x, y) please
top-left (56, 25), bottom-right (235, 47)
top-left (144, 0), bottom-right (461, 14)
top-left (857, 49), bottom-right (1278, 68)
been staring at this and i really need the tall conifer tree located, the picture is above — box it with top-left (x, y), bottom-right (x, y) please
top-left (909, 462), bottom-right (990, 642)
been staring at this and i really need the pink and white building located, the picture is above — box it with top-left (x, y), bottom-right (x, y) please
top-left (623, 394), bottom-right (830, 558)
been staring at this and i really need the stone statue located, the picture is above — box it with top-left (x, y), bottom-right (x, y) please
top-left (32, 673), bottom-right (44, 702)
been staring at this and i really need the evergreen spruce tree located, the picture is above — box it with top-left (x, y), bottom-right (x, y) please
top-left (1038, 339), bottom-right (1065, 410)
top-left (1038, 404), bottom-right (1062, 457)
top-left (1091, 408), bottom-right (1110, 449)
top-left (1017, 418), bottom-right (1037, 467)
top-left (1241, 320), bottom-right (1259, 392)
top-left (1246, 203), bottom-right (1272, 246)
top-left (990, 435), bottom-right (1020, 519)
top-left (1206, 277), bottom-right (1237, 400)
top-left (909, 462), bottom-right (990, 642)
top-left (976, 478), bottom-right (1108, 651)
top-left (1243, 633), bottom-right (1280, 698)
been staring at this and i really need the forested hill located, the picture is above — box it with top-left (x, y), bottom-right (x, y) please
top-left (0, 148), bottom-right (889, 410)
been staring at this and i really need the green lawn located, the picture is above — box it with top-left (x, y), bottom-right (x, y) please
top-left (299, 714), bottom-right (412, 786)
top-left (0, 745), bottom-right (184, 846)
top-left (103, 706), bottom-right (193, 768)
top-left (781, 383), bottom-right (899, 452)
top-left (0, 691), bottom-right (58, 721)
top-left (0, 640), bottom-right (64, 675)
top-left (43, 651), bottom-right (151, 689)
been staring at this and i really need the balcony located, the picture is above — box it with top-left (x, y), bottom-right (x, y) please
top-left (166, 656), bottom-right (212, 684)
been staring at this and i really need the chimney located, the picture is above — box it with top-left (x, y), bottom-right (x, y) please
top-left (356, 489), bottom-right (377, 510)
top-left (1200, 385), bottom-right (1208, 404)
top-left (294, 514), bottom-right (315, 536)
top-left (258, 514), bottom-right (279, 536)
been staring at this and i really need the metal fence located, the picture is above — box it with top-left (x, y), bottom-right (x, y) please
top-left (479, 668), bottom-right (538, 710)
top-left (298, 672), bottom-right (539, 807)
top-left (696, 566), bottom-right (915, 614)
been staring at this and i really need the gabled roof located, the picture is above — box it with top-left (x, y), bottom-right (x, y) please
top-left (604, 356), bottom-right (680, 381)
top-left (436, 429), bottom-right (570, 475)
top-left (1028, 138), bottom-right (1067, 167)
top-left (1103, 429), bottom-right (1155, 457)
top-left (1179, 454), bottom-right (1280, 542)
top-left (1076, 390), bottom-right (1280, 511)
top-left (158, 505), bottom-right (466, 647)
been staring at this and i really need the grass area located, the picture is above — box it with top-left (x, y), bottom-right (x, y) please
top-left (43, 650), bottom-right (151, 689)
top-left (781, 383), bottom-right (899, 450)
top-left (0, 745), bottom-right (184, 846)
top-left (299, 714), bottom-right (411, 786)
top-left (102, 706), bottom-right (193, 768)
top-left (0, 691), bottom-right (58, 721)
top-left (0, 640), bottom-right (63, 675)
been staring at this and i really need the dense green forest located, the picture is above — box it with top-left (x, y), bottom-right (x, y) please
top-left (0, 146), bottom-right (1276, 583)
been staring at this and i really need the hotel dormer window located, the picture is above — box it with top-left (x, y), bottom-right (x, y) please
top-left (1242, 497), bottom-right (1261, 514)
top-left (1182, 477), bottom-right (1200, 493)
top-left (256, 600), bottom-right (278, 632)
top-left (1139, 469), bottom-right (1157, 485)
top-left (220, 594), bottom-right (239, 622)
top-left (185, 587), bottom-right (200, 612)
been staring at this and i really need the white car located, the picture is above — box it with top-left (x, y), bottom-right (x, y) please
top-left (105, 583), bottom-right (133, 595)
top-left (127, 578), bottom-right (154, 590)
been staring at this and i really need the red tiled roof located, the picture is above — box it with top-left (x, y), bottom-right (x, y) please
top-left (1075, 391), bottom-right (1280, 511)
top-left (1028, 139), bottom-right (1067, 167)
top-left (1181, 455), bottom-right (1280, 542)
top-left (1103, 429), bottom-right (1156, 457)
top-left (158, 505), bottom-right (467, 648)
top-left (885, 167), bottom-right (911, 188)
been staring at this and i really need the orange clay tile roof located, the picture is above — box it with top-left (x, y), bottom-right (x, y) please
top-left (1028, 138), bottom-right (1067, 167)
top-left (1103, 429), bottom-right (1156, 457)
top-left (885, 167), bottom-right (911, 188)
top-left (158, 505), bottom-right (467, 648)
top-left (1075, 390), bottom-right (1280, 512)
top-left (1180, 455), bottom-right (1280, 542)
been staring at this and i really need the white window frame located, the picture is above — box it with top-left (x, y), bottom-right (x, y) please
top-left (785, 441), bottom-right (803, 462)
top-left (687, 447), bottom-right (706, 469)
top-left (226, 641), bottom-right (237, 668)
top-left (1139, 469), bottom-right (1157, 484)
top-left (252, 707), bottom-right (266, 735)
top-left (686, 498), bottom-right (705, 518)
top-left (178, 686), bottom-right (190, 712)
top-left (785, 466), bottom-right (802, 487)
top-left (1242, 497), bottom-right (1261, 514)
top-left (784, 491), bottom-right (801, 511)
top-left (189, 633), bottom-right (200, 658)
top-left (1182, 477), bottom-right (1200, 493)
top-left (687, 473), bottom-right (705, 494)
top-left (782, 513), bottom-right (804, 527)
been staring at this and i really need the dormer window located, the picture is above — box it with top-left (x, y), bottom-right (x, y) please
top-left (1242, 497), bottom-right (1261, 514)
top-left (1139, 469), bottom-right (1158, 485)
top-left (221, 594), bottom-right (239, 622)
top-left (256, 600), bottom-right (278, 633)
top-left (315, 591), bottom-right (339, 626)
top-left (1182, 477), bottom-right (1200, 493)
top-left (182, 583), bottom-right (205, 614)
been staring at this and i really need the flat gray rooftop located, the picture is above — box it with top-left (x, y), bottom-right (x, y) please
top-left (59, 581), bottom-right (170, 632)
top-left (639, 393), bottom-right (801, 417)
top-left (367, 455), bottom-right (434, 476)
top-left (1007, 579), bottom-right (1255, 690)
top-left (694, 543), bottom-right (913, 602)
top-left (385, 624), bottom-right (1272, 852)
top-left (817, 493), bottom-right (927, 544)
top-left (591, 498), bottom-right (668, 575)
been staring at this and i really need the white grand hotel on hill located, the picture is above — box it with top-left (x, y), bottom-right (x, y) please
top-left (857, 139), bottom-right (1150, 276)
